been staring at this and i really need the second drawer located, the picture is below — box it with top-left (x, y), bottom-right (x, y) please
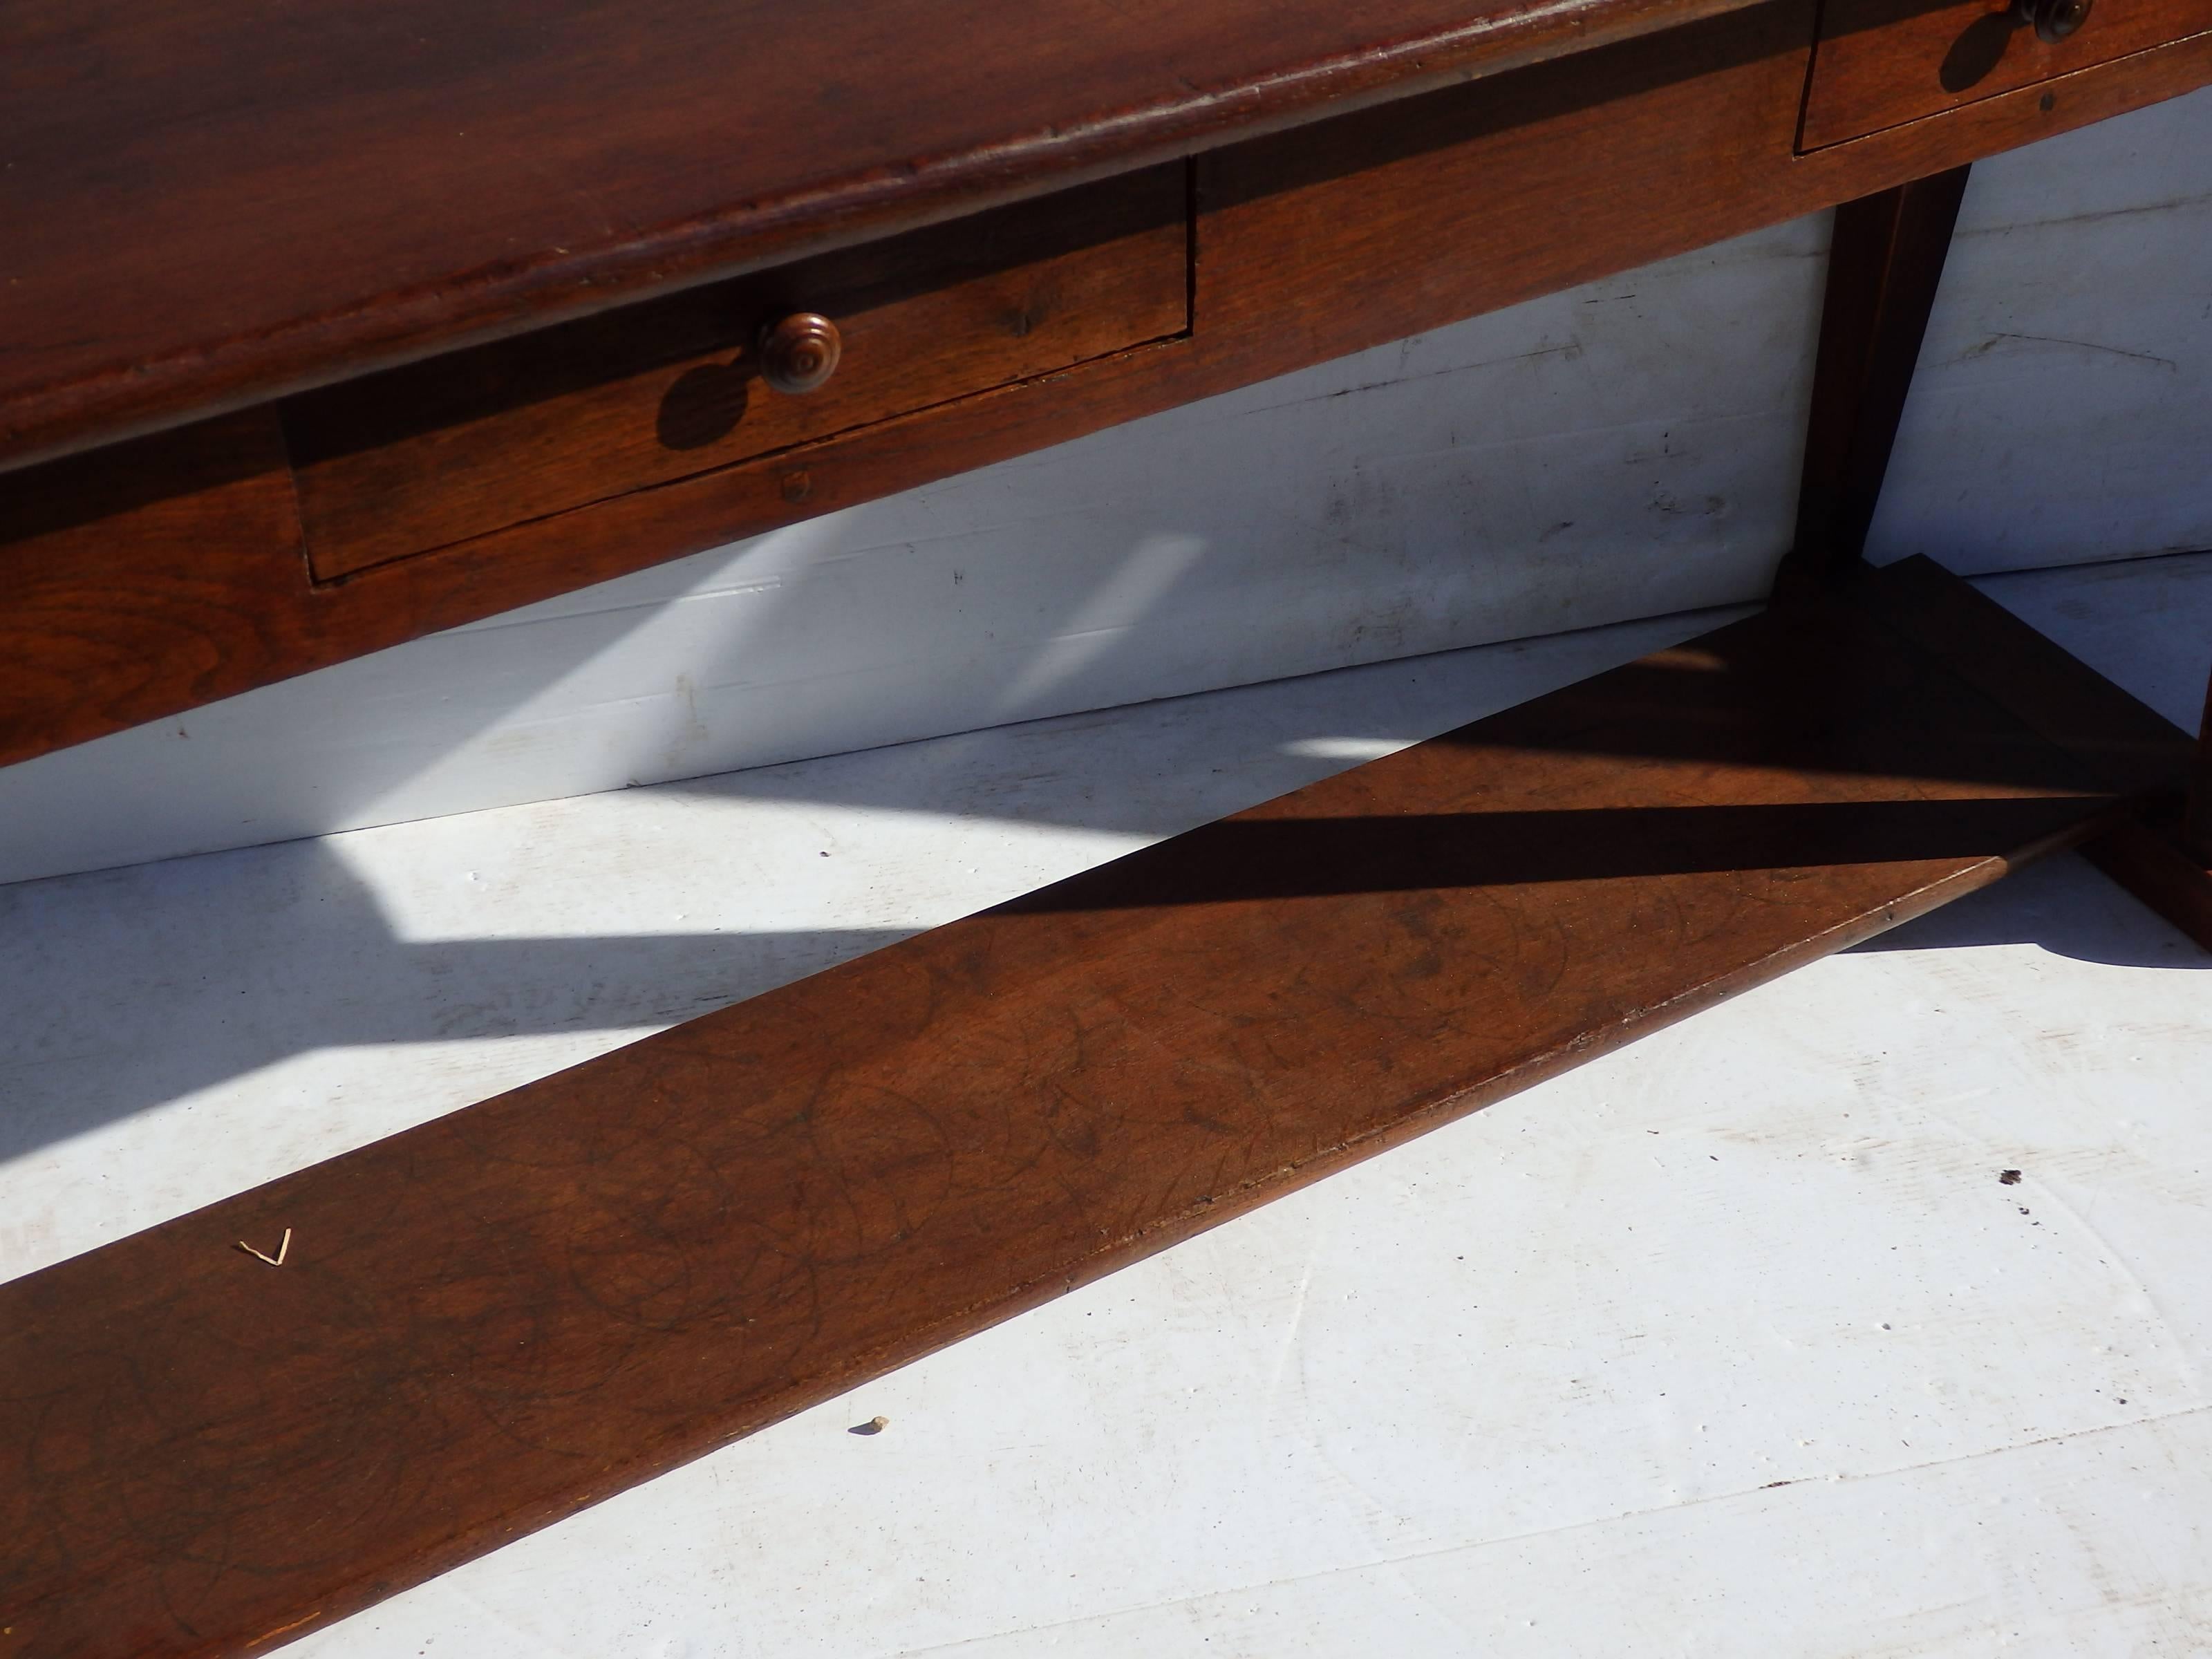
top-left (1801, 0), bottom-right (2212, 149)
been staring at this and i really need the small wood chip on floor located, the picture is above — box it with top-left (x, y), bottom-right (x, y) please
top-left (236, 1228), bottom-right (292, 1267)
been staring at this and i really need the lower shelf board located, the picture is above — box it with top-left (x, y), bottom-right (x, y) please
top-left (0, 556), bottom-right (2193, 1658)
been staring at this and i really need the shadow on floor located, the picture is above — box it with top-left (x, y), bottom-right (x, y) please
top-left (3, 557), bottom-right (2204, 1170)
top-left (1849, 850), bottom-right (2211, 968)
top-left (0, 836), bottom-right (916, 1167)
top-left (3, 803), bottom-right (2201, 1171)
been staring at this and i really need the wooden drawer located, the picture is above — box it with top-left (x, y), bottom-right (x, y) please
top-left (283, 168), bottom-right (1189, 581)
top-left (1800, 0), bottom-right (2212, 149)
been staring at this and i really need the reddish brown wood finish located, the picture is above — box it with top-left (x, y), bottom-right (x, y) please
top-left (0, 560), bottom-right (2177, 1659)
top-left (8, 9), bottom-right (2209, 771)
top-left (3, 0), bottom-right (2207, 1642)
top-left (1801, 0), bottom-right (2212, 149)
top-left (1777, 166), bottom-right (1972, 595)
top-left (0, 413), bottom-right (309, 760)
top-left (288, 169), bottom-right (1189, 581)
top-left (0, 0), bottom-right (1772, 475)
top-left (756, 312), bottom-right (844, 396)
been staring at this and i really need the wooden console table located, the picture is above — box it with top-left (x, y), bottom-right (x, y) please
top-left (3, 0), bottom-right (2210, 1651)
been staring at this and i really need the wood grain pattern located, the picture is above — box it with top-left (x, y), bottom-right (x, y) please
top-left (0, 561), bottom-right (2173, 1658)
top-left (0, 411), bottom-right (310, 761)
top-left (6, 8), bottom-right (2210, 769)
top-left (288, 169), bottom-right (1189, 580)
top-left (310, 6), bottom-right (2205, 669)
top-left (0, 0), bottom-right (1771, 475)
top-left (1801, 0), bottom-right (2212, 149)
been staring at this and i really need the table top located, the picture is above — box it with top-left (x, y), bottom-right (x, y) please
top-left (0, 0), bottom-right (1758, 475)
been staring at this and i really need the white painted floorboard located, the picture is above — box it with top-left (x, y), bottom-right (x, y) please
top-left (3, 552), bottom-right (2210, 1656)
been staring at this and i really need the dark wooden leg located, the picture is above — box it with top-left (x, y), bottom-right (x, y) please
top-left (2081, 807), bottom-right (2212, 953)
top-left (2083, 669), bottom-right (2212, 953)
top-left (1775, 165), bottom-right (1972, 597)
top-left (2189, 671), bottom-right (2212, 863)
top-left (1773, 166), bottom-right (2212, 949)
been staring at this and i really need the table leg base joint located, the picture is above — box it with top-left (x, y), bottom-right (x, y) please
top-left (2083, 802), bottom-right (2212, 953)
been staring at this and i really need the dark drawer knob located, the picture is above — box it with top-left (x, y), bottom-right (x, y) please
top-left (2014, 0), bottom-right (2091, 41)
top-left (758, 312), bottom-right (842, 395)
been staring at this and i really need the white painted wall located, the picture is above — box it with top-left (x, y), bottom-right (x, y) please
top-left (2, 88), bottom-right (2207, 888)
top-left (1868, 88), bottom-right (2212, 570)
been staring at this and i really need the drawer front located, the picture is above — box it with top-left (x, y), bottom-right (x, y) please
top-left (1801, 0), bottom-right (2212, 148)
top-left (285, 168), bottom-right (1188, 581)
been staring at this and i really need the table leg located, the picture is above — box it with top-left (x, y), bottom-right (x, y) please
top-left (1772, 165), bottom-right (2212, 950)
top-left (2189, 671), bottom-right (2212, 863)
top-left (2083, 668), bottom-right (2212, 952)
top-left (1774, 165), bottom-right (1971, 597)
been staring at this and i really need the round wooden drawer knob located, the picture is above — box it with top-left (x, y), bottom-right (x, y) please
top-left (2014, 0), bottom-right (2090, 41)
top-left (758, 312), bottom-right (842, 394)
